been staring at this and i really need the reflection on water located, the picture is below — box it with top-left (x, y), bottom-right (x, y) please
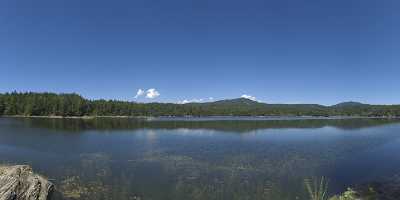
top-left (1, 117), bottom-right (400, 200)
top-left (7, 117), bottom-right (400, 132)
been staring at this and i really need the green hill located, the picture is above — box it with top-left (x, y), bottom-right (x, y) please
top-left (332, 101), bottom-right (367, 108)
top-left (0, 92), bottom-right (399, 117)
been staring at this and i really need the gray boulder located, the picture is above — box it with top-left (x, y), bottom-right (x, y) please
top-left (0, 165), bottom-right (53, 200)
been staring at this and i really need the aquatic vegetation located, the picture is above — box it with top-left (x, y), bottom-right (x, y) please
top-left (329, 188), bottom-right (359, 200)
top-left (305, 178), bottom-right (379, 200)
top-left (60, 176), bottom-right (87, 199)
top-left (304, 177), bottom-right (329, 200)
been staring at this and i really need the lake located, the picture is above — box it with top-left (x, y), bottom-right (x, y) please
top-left (1, 117), bottom-right (400, 200)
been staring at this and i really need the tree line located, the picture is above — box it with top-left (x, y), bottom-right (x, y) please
top-left (0, 92), bottom-right (399, 117)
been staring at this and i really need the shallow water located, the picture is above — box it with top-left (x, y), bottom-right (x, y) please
top-left (1, 117), bottom-right (400, 200)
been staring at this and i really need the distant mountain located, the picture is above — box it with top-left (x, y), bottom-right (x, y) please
top-left (1, 92), bottom-right (399, 117)
top-left (209, 98), bottom-right (264, 106)
top-left (332, 101), bottom-right (367, 108)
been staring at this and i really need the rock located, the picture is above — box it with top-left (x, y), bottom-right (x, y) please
top-left (0, 165), bottom-right (53, 200)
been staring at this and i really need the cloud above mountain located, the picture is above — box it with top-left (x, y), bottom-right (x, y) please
top-left (134, 88), bottom-right (160, 99)
top-left (241, 94), bottom-right (256, 101)
top-left (178, 97), bottom-right (214, 104)
top-left (145, 88), bottom-right (160, 99)
top-left (134, 89), bottom-right (145, 98)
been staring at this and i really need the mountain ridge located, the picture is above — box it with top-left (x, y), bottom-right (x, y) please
top-left (1, 92), bottom-right (399, 117)
top-left (332, 101), bottom-right (368, 107)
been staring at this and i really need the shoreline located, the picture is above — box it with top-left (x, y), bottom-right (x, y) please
top-left (1, 115), bottom-right (398, 120)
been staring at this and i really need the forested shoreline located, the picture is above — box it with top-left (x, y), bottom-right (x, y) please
top-left (0, 92), bottom-right (399, 117)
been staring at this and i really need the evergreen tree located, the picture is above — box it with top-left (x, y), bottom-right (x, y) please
top-left (0, 92), bottom-right (399, 117)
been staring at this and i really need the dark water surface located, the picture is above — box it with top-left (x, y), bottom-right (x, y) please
top-left (1, 117), bottom-right (400, 200)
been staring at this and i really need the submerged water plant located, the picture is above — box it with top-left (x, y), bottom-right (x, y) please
top-left (304, 177), bottom-right (363, 200)
top-left (329, 188), bottom-right (359, 200)
top-left (304, 177), bottom-right (329, 200)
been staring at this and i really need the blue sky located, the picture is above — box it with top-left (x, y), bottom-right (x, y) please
top-left (1, 0), bottom-right (399, 105)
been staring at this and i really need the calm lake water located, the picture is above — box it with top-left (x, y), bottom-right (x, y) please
top-left (1, 117), bottom-right (400, 200)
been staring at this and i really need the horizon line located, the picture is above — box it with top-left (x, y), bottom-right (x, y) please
top-left (1, 90), bottom-right (399, 106)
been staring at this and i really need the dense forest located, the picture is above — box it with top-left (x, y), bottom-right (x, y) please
top-left (0, 92), bottom-right (399, 117)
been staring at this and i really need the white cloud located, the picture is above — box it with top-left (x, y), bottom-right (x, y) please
top-left (146, 88), bottom-right (160, 99)
top-left (178, 97), bottom-right (214, 104)
top-left (134, 89), bottom-right (145, 98)
top-left (134, 88), bottom-right (161, 99)
top-left (241, 94), bottom-right (256, 101)
top-left (178, 99), bottom-right (202, 104)
top-left (179, 99), bottom-right (191, 104)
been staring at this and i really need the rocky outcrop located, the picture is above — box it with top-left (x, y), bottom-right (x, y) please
top-left (0, 165), bottom-right (53, 200)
